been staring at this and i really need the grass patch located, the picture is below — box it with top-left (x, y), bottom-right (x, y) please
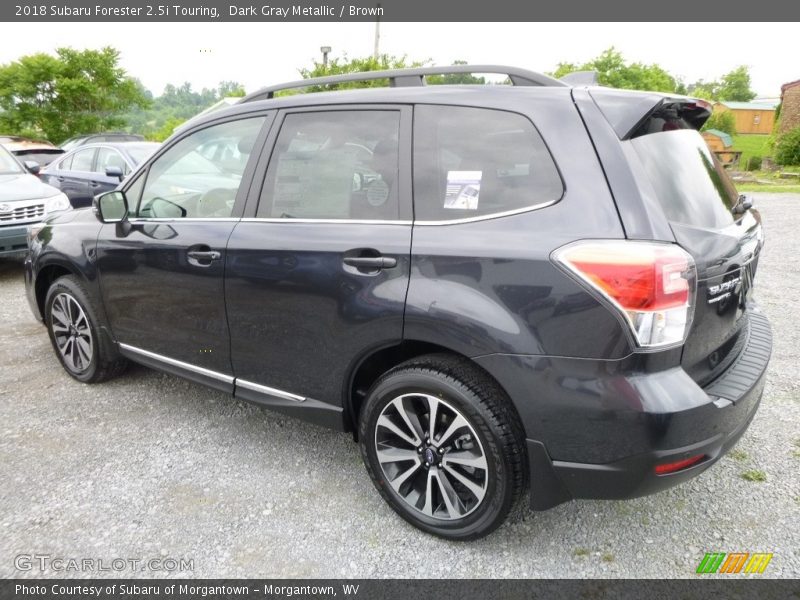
top-left (728, 449), bottom-right (749, 461)
top-left (731, 134), bottom-right (771, 166)
top-left (736, 183), bottom-right (800, 194)
top-left (602, 553), bottom-right (615, 562)
top-left (740, 469), bottom-right (767, 482)
top-left (573, 547), bottom-right (589, 557)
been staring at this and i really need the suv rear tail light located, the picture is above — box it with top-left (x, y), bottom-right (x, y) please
top-left (553, 241), bottom-right (697, 349)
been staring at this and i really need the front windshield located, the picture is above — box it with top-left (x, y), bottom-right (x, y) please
top-left (0, 145), bottom-right (24, 174)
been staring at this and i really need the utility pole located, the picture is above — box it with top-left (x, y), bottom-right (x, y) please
top-left (320, 46), bottom-right (331, 67)
top-left (373, 4), bottom-right (381, 59)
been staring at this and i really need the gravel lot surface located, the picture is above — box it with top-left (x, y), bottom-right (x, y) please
top-left (0, 193), bottom-right (798, 579)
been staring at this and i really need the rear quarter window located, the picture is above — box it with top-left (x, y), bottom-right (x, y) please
top-left (413, 105), bottom-right (563, 221)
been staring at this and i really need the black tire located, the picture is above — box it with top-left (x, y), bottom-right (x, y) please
top-left (44, 275), bottom-right (127, 383)
top-left (358, 353), bottom-right (527, 540)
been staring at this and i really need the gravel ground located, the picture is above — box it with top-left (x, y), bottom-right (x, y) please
top-left (0, 193), bottom-right (798, 579)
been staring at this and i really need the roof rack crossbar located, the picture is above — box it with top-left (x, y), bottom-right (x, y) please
top-left (240, 65), bottom-right (567, 103)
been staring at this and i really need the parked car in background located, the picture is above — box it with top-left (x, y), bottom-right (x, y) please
top-left (60, 132), bottom-right (145, 152)
top-left (0, 136), bottom-right (65, 168)
top-left (0, 143), bottom-right (71, 258)
top-left (41, 142), bottom-right (159, 207)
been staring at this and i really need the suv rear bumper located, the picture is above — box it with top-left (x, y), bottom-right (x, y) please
top-left (475, 308), bottom-right (772, 510)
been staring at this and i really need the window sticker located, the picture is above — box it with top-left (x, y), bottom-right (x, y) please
top-left (444, 171), bottom-right (482, 210)
top-left (366, 178), bottom-right (390, 206)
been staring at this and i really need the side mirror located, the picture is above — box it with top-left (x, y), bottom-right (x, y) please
top-left (24, 161), bottom-right (40, 175)
top-left (105, 166), bottom-right (124, 181)
top-left (93, 190), bottom-right (129, 223)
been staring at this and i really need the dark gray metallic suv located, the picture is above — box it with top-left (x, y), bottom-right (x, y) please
top-left (24, 66), bottom-right (772, 540)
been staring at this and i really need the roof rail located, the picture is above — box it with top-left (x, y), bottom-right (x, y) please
top-left (240, 64), bottom-right (567, 103)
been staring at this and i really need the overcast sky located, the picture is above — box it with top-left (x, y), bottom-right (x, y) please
top-left (0, 22), bottom-right (794, 97)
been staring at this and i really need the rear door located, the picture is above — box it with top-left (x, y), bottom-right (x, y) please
top-left (225, 105), bottom-right (412, 425)
top-left (60, 147), bottom-right (97, 207)
top-left (626, 125), bottom-right (763, 385)
top-left (93, 146), bottom-right (130, 194)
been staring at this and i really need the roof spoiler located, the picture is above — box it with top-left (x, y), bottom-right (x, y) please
top-left (559, 71), bottom-right (600, 86)
top-left (588, 88), bottom-right (713, 139)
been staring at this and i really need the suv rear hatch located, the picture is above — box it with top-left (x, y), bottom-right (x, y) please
top-left (591, 91), bottom-right (764, 385)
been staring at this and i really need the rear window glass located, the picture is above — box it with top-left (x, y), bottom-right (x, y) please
top-left (631, 129), bottom-right (737, 229)
top-left (413, 105), bottom-right (563, 221)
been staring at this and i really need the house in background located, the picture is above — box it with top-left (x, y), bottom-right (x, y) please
top-left (778, 79), bottom-right (800, 134)
top-left (713, 100), bottom-right (779, 134)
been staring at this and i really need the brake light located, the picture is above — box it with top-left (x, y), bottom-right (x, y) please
top-left (655, 454), bottom-right (705, 475)
top-left (553, 241), bottom-right (697, 348)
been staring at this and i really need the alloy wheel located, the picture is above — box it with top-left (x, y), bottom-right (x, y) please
top-left (50, 293), bottom-right (93, 373)
top-left (374, 393), bottom-right (489, 520)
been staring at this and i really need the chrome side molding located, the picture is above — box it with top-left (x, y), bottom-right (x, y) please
top-left (118, 343), bottom-right (305, 402)
top-left (119, 343), bottom-right (234, 384)
top-left (236, 378), bottom-right (306, 403)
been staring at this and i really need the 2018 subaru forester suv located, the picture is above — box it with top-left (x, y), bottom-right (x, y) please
top-left (24, 66), bottom-right (771, 540)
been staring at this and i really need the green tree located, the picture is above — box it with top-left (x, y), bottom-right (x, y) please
top-left (297, 54), bottom-right (428, 92)
top-left (120, 80), bottom-right (246, 138)
top-left (552, 47), bottom-right (681, 93)
top-left (149, 117), bottom-right (187, 142)
top-left (774, 127), bottom-right (800, 165)
top-left (701, 110), bottom-right (736, 135)
top-left (716, 66), bottom-right (756, 102)
top-left (217, 80), bottom-right (246, 98)
top-left (427, 60), bottom-right (486, 85)
top-left (687, 66), bottom-right (756, 102)
top-left (0, 47), bottom-right (149, 143)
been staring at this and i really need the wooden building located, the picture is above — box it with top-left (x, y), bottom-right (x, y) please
top-left (713, 101), bottom-right (778, 134)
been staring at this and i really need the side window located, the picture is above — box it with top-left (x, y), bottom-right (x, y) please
top-left (413, 105), bottom-right (563, 221)
top-left (138, 117), bottom-right (265, 219)
top-left (257, 110), bottom-right (400, 220)
top-left (70, 148), bottom-right (96, 172)
top-left (95, 148), bottom-right (129, 175)
top-left (57, 154), bottom-right (74, 171)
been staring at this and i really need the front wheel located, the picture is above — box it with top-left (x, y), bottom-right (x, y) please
top-left (358, 354), bottom-right (527, 540)
top-left (44, 275), bottom-right (127, 383)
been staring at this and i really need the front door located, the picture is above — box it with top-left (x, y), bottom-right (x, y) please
top-left (95, 114), bottom-right (271, 390)
top-left (225, 107), bottom-right (412, 424)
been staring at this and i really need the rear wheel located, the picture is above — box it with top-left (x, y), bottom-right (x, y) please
top-left (44, 275), bottom-right (127, 383)
top-left (359, 354), bottom-right (527, 540)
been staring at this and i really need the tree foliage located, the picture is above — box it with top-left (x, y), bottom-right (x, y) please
top-left (0, 47), bottom-right (149, 143)
top-left (687, 66), bottom-right (757, 101)
top-left (296, 54), bottom-right (429, 93)
top-left (775, 127), bottom-right (800, 166)
top-left (552, 48), bottom-right (683, 93)
top-left (701, 110), bottom-right (736, 135)
top-left (426, 60), bottom-right (486, 85)
top-left (121, 80), bottom-right (247, 140)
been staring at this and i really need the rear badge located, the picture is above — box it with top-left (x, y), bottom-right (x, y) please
top-left (707, 277), bottom-right (741, 304)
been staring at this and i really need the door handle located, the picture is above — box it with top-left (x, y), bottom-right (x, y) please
top-left (343, 256), bottom-right (397, 269)
top-left (187, 250), bottom-right (221, 261)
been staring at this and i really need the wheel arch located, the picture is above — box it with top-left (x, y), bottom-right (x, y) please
top-left (344, 339), bottom-right (527, 441)
top-left (35, 262), bottom-right (77, 320)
